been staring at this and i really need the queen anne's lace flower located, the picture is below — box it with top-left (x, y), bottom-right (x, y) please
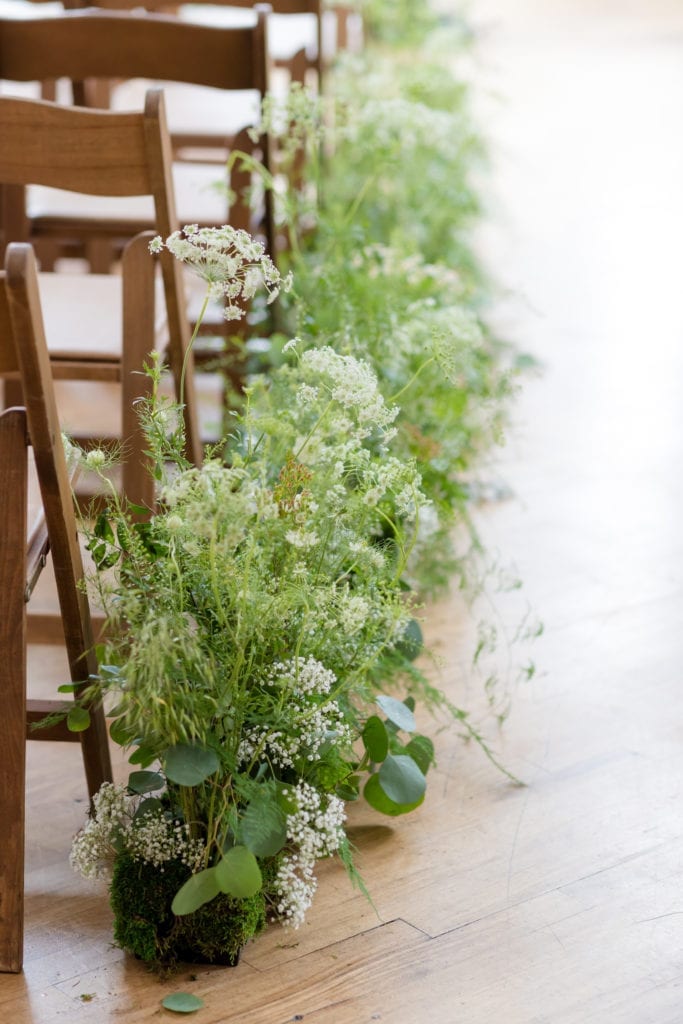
top-left (149, 224), bottom-right (292, 321)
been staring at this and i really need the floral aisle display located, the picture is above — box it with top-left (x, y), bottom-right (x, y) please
top-left (231, 14), bottom-right (521, 606)
top-left (69, 228), bottom-right (439, 968)
top-left (66, 0), bottom-right (534, 974)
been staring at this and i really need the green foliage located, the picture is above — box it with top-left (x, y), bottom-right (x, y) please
top-left (215, 847), bottom-right (262, 899)
top-left (164, 745), bottom-right (220, 788)
top-left (68, 1), bottom-right (539, 966)
top-left (240, 785), bottom-right (288, 857)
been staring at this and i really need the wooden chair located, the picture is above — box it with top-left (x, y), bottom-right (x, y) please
top-left (0, 7), bottom-right (272, 258)
top-left (63, 0), bottom-right (321, 89)
top-left (0, 89), bottom-right (203, 503)
top-left (0, 241), bottom-right (113, 974)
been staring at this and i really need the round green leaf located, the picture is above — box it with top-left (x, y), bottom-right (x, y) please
top-left (133, 797), bottom-right (163, 820)
top-left (67, 706), bottom-right (91, 733)
top-left (376, 695), bottom-right (415, 733)
top-left (109, 718), bottom-right (130, 746)
top-left (161, 992), bottom-right (204, 1014)
top-left (171, 868), bottom-right (219, 916)
top-left (363, 773), bottom-right (424, 817)
top-left (362, 715), bottom-right (389, 763)
top-left (215, 845), bottom-right (262, 898)
top-left (378, 754), bottom-right (426, 805)
top-left (128, 770), bottom-right (164, 795)
top-left (128, 744), bottom-right (156, 768)
top-left (404, 735), bottom-right (435, 775)
top-left (164, 744), bottom-right (220, 787)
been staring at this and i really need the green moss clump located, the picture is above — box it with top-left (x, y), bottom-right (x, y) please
top-left (110, 854), bottom-right (267, 968)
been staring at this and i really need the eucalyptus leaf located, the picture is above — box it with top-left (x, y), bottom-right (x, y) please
top-left (109, 718), bottom-right (130, 746)
top-left (128, 770), bottom-right (164, 795)
top-left (215, 845), bottom-right (262, 898)
top-left (133, 797), bottom-right (163, 820)
top-left (164, 744), bottom-right (220, 787)
top-left (376, 695), bottom-right (416, 733)
top-left (362, 715), bottom-right (389, 763)
top-left (363, 773), bottom-right (424, 817)
top-left (396, 618), bottom-right (424, 661)
top-left (161, 993), bottom-right (204, 1014)
top-left (67, 706), bottom-right (91, 733)
top-left (171, 868), bottom-right (220, 916)
top-left (128, 744), bottom-right (157, 768)
top-left (378, 753), bottom-right (426, 805)
top-left (404, 735), bottom-right (435, 775)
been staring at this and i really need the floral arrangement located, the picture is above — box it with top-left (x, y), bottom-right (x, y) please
top-left (68, 226), bottom-right (441, 966)
top-left (66, 0), bottom-right (535, 973)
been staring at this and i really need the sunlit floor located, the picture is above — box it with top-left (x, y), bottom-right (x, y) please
top-left (4, 2), bottom-right (683, 1020)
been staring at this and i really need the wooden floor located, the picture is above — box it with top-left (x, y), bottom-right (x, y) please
top-left (5, 1), bottom-right (683, 1019)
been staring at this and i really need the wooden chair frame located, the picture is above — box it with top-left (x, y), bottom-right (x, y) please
top-left (0, 89), bottom-right (203, 498)
top-left (0, 242), bottom-right (113, 975)
top-left (0, 7), bottom-right (272, 247)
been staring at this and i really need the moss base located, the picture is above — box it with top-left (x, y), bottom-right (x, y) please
top-left (110, 854), bottom-right (267, 968)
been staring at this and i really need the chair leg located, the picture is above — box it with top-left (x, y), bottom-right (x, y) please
top-left (0, 409), bottom-right (29, 974)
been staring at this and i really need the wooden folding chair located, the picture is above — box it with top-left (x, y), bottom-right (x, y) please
top-left (0, 89), bottom-right (203, 503)
top-left (0, 241), bottom-right (113, 974)
top-left (0, 8), bottom-right (272, 254)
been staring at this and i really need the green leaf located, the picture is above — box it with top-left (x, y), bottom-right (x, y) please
top-left (376, 695), bottom-right (416, 733)
top-left (128, 770), bottom-right (164, 795)
top-left (94, 512), bottom-right (115, 544)
top-left (133, 797), bottom-right (163, 820)
top-left (128, 744), bottom-right (156, 768)
top-left (164, 744), bottom-right (220, 787)
top-left (109, 717), bottom-right (130, 746)
top-left (161, 993), bottom-right (205, 1014)
top-left (171, 868), bottom-right (220, 916)
top-left (215, 845), bottom-right (262, 898)
top-left (336, 779), bottom-right (361, 801)
top-left (362, 715), bottom-right (389, 763)
top-left (363, 773), bottom-right (424, 817)
top-left (397, 619), bottom-right (424, 661)
top-left (378, 754), bottom-right (426, 805)
top-left (67, 706), bottom-right (91, 732)
top-left (404, 735), bottom-right (435, 775)
top-left (241, 790), bottom-right (287, 857)
top-left (57, 683), bottom-right (79, 694)
top-left (99, 664), bottom-right (123, 680)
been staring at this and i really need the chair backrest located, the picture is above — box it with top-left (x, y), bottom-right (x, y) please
top-left (0, 6), bottom-right (269, 96)
top-left (0, 89), bottom-right (202, 466)
top-left (0, 6), bottom-right (273, 272)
